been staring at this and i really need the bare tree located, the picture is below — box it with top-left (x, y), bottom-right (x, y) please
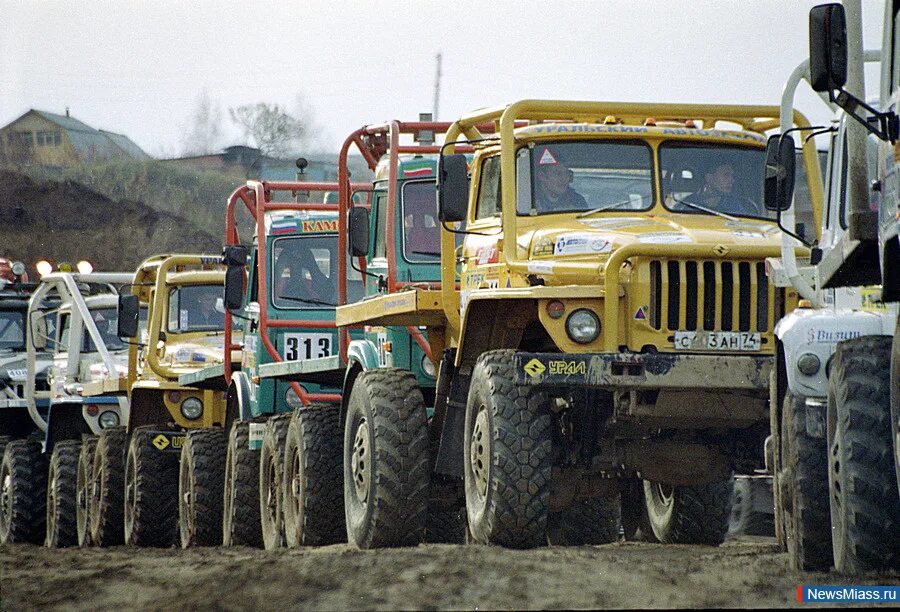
top-left (229, 103), bottom-right (306, 158)
top-left (181, 90), bottom-right (224, 156)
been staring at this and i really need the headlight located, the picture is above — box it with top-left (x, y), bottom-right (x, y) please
top-left (180, 397), bottom-right (203, 420)
top-left (421, 355), bottom-right (436, 378)
top-left (797, 352), bottom-right (821, 376)
top-left (98, 411), bottom-right (120, 428)
top-left (565, 309), bottom-right (600, 344)
top-left (285, 388), bottom-right (303, 411)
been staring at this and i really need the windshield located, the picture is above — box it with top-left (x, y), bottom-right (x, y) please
top-left (402, 181), bottom-right (441, 261)
top-left (521, 141), bottom-right (654, 215)
top-left (0, 310), bottom-right (24, 350)
top-left (271, 234), bottom-right (364, 309)
top-left (659, 143), bottom-right (769, 219)
top-left (59, 307), bottom-right (127, 352)
top-left (167, 285), bottom-right (225, 333)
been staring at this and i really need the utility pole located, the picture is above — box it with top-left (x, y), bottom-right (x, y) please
top-left (433, 52), bottom-right (442, 121)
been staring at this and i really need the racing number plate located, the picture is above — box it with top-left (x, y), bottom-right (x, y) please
top-left (283, 333), bottom-right (332, 360)
top-left (673, 331), bottom-right (761, 351)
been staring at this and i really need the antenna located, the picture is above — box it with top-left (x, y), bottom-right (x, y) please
top-left (433, 52), bottom-right (442, 120)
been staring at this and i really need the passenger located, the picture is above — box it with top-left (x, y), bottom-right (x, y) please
top-left (534, 147), bottom-right (587, 213)
top-left (684, 161), bottom-right (759, 216)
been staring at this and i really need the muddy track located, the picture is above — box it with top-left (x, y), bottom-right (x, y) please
top-left (2, 538), bottom-right (897, 610)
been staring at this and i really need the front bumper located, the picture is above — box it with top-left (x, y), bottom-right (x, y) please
top-left (513, 351), bottom-right (772, 391)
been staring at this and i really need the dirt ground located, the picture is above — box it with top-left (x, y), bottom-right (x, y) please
top-left (2, 537), bottom-right (897, 610)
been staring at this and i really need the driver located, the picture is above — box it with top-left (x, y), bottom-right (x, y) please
top-left (189, 290), bottom-right (224, 327)
top-left (277, 244), bottom-right (336, 305)
top-left (684, 161), bottom-right (758, 216)
top-left (534, 147), bottom-right (587, 213)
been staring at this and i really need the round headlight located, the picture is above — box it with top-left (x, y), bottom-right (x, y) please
top-left (98, 410), bottom-right (119, 428)
top-left (565, 309), bottom-right (601, 344)
top-left (421, 355), bottom-right (436, 378)
top-left (180, 397), bottom-right (203, 420)
top-left (285, 388), bottom-right (303, 411)
top-left (36, 260), bottom-right (53, 277)
top-left (797, 352), bottom-right (821, 376)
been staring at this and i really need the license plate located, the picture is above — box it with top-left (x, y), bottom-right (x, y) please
top-left (673, 331), bottom-right (761, 352)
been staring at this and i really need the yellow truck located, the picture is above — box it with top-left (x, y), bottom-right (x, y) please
top-left (78, 254), bottom-right (237, 547)
top-left (328, 100), bottom-right (818, 548)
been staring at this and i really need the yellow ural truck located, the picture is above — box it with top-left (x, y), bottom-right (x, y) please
top-left (334, 100), bottom-right (819, 549)
top-left (78, 254), bottom-right (236, 547)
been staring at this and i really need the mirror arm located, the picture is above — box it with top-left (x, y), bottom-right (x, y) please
top-left (832, 89), bottom-right (900, 142)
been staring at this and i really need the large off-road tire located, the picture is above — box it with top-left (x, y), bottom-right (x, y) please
top-left (890, 322), bottom-right (900, 499)
top-left (643, 478), bottom-right (733, 545)
top-left (0, 439), bottom-right (47, 543)
top-left (464, 350), bottom-right (552, 549)
top-left (259, 414), bottom-right (291, 550)
top-left (827, 336), bottom-right (900, 572)
top-left (727, 477), bottom-right (774, 539)
top-left (179, 428), bottom-right (226, 547)
top-left (76, 436), bottom-right (97, 546)
top-left (0, 436), bottom-right (11, 467)
top-left (223, 420), bottom-right (262, 547)
top-left (548, 495), bottom-right (622, 546)
top-left (88, 427), bottom-right (126, 546)
top-left (344, 369), bottom-right (429, 549)
top-left (779, 392), bottom-right (831, 569)
top-left (45, 440), bottom-right (80, 547)
top-left (124, 427), bottom-right (178, 547)
top-left (283, 404), bottom-right (345, 548)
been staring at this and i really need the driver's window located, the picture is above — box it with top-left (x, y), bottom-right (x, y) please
top-left (475, 156), bottom-right (501, 219)
top-left (58, 313), bottom-right (70, 351)
top-left (373, 192), bottom-right (388, 259)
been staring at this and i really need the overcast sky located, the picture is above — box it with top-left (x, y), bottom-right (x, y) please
top-left (0, 1), bottom-right (885, 156)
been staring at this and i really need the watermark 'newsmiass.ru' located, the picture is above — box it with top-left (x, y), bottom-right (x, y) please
top-left (798, 585), bottom-right (900, 603)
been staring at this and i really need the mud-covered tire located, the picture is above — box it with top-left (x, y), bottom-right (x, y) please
top-left (425, 505), bottom-right (466, 544)
top-left (223, 420), bottom-right (262, 547)
top-left (727, 477), bottom-right (774, 538)
top-left (179, 428), bottom-right (226, 547)
top-left (621, 479), bottom-right (651, 541)
top-left (779, 392), bottom-right (831, 569)
top-left (45, 440), bottom-right (80, 547)
top-left (283, 405), bottom-right (345, 548)
top-left (88, 427), bottom-right (126, 547)
top-left (890, 322), bottom-right (900, 501)
top-left (464, 350), bottom-right (552, 549)
top-left (344, 369), bottom-right (430, 549)
top-left (643, 479), bottom-right (733, 545)
top-left (259, 414), bottom-right (290, 550)
top-left (125, 427), bottom-right (178, 547)
top-left (827, 336), bottom-right (900, 572)
top-left (76, 436), bottom-right (97, 546)
top-left (548, 495), bottom-right (622, 546)
top-left (0, 439), bottom-right (47, 543)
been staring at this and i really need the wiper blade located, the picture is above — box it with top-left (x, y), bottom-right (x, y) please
top-left (410, 250), bottom-right (440, 256)
top-left (576, 198), bottom-right (641, 219)
top-left (670, 197), bottom-right (737, 222)
top-left (281, 295), bottom-right (337, 307)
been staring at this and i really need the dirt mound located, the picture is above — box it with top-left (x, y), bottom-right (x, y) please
top-left (0, 170), bottom-right (222, 274)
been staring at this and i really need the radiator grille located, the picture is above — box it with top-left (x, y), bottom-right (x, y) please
top-left (647, 260), bottom-right (772, 332)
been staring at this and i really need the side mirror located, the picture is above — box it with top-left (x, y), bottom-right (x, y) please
top-left (222, 245), bottom-right (248, 266)
top-left (224, 265), bottom-right (245, 311)
top-left (438, 153), bottom-right (469, 223)
top-left (117, 294), bottom-right (140, 338)
top-left (348, 207), bottom-right (370, 257)
top-left (809, 3), bottom-right (847, 93)
top-left (29, 310), bottom-right (47, 350)
top-left (764, 134), bottom-right (796, 212)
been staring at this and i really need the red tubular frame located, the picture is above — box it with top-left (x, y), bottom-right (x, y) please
top-left (223, 180), bottom-right (368, 406)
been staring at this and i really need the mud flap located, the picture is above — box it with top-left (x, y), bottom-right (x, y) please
top-left (143, 431), bottom-right (187, 453)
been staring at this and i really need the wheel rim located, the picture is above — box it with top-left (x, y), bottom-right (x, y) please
top-left (644, 480), bottom-right (675, 534)
top-left (223, 445), bottom-right (234, 539)
top-left (77, 454), bottom-right (89, 541)
top-left (351, 418), bottom-right (370, 502)
top-left (47, 461), bottom-right (58, 540)
top-left (829, 436), bottom-right (845, 560)
top-left (179, 455), bottom-right (193, 543)
top-left (265, 452), bottom-right (279, 524)
top-left (89, 459), bottom-right (102, 534)
top-left (289, 446), bottom-right (302, 520)
top-left (124, 451), bottom-right (137, 538)
top-left (1, 462), bottom-right (11, 533)
top-left (470, 407), bottom-right (490, 499)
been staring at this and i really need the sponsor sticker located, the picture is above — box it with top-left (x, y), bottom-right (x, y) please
top-left (532, 238), bottom-right (555, 256)
top-left (637, 232), bottom-right (693, 244)
top-left (248, 422), bottom-right (266, 450)
top-left (523, 358), bottom-right (546, 377)
top-left (538, 148), bottom-right (558, 165)
top-left (634, 306), bottom-right (647, 321)
top-left (733, 230), bottom-right (765, 239)
top-left (554, 234), bottom-right (613, 256)
top-left (527, 261), bottom-right (554, 275)
top-left (5, 369), bottom-right (27, 380)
